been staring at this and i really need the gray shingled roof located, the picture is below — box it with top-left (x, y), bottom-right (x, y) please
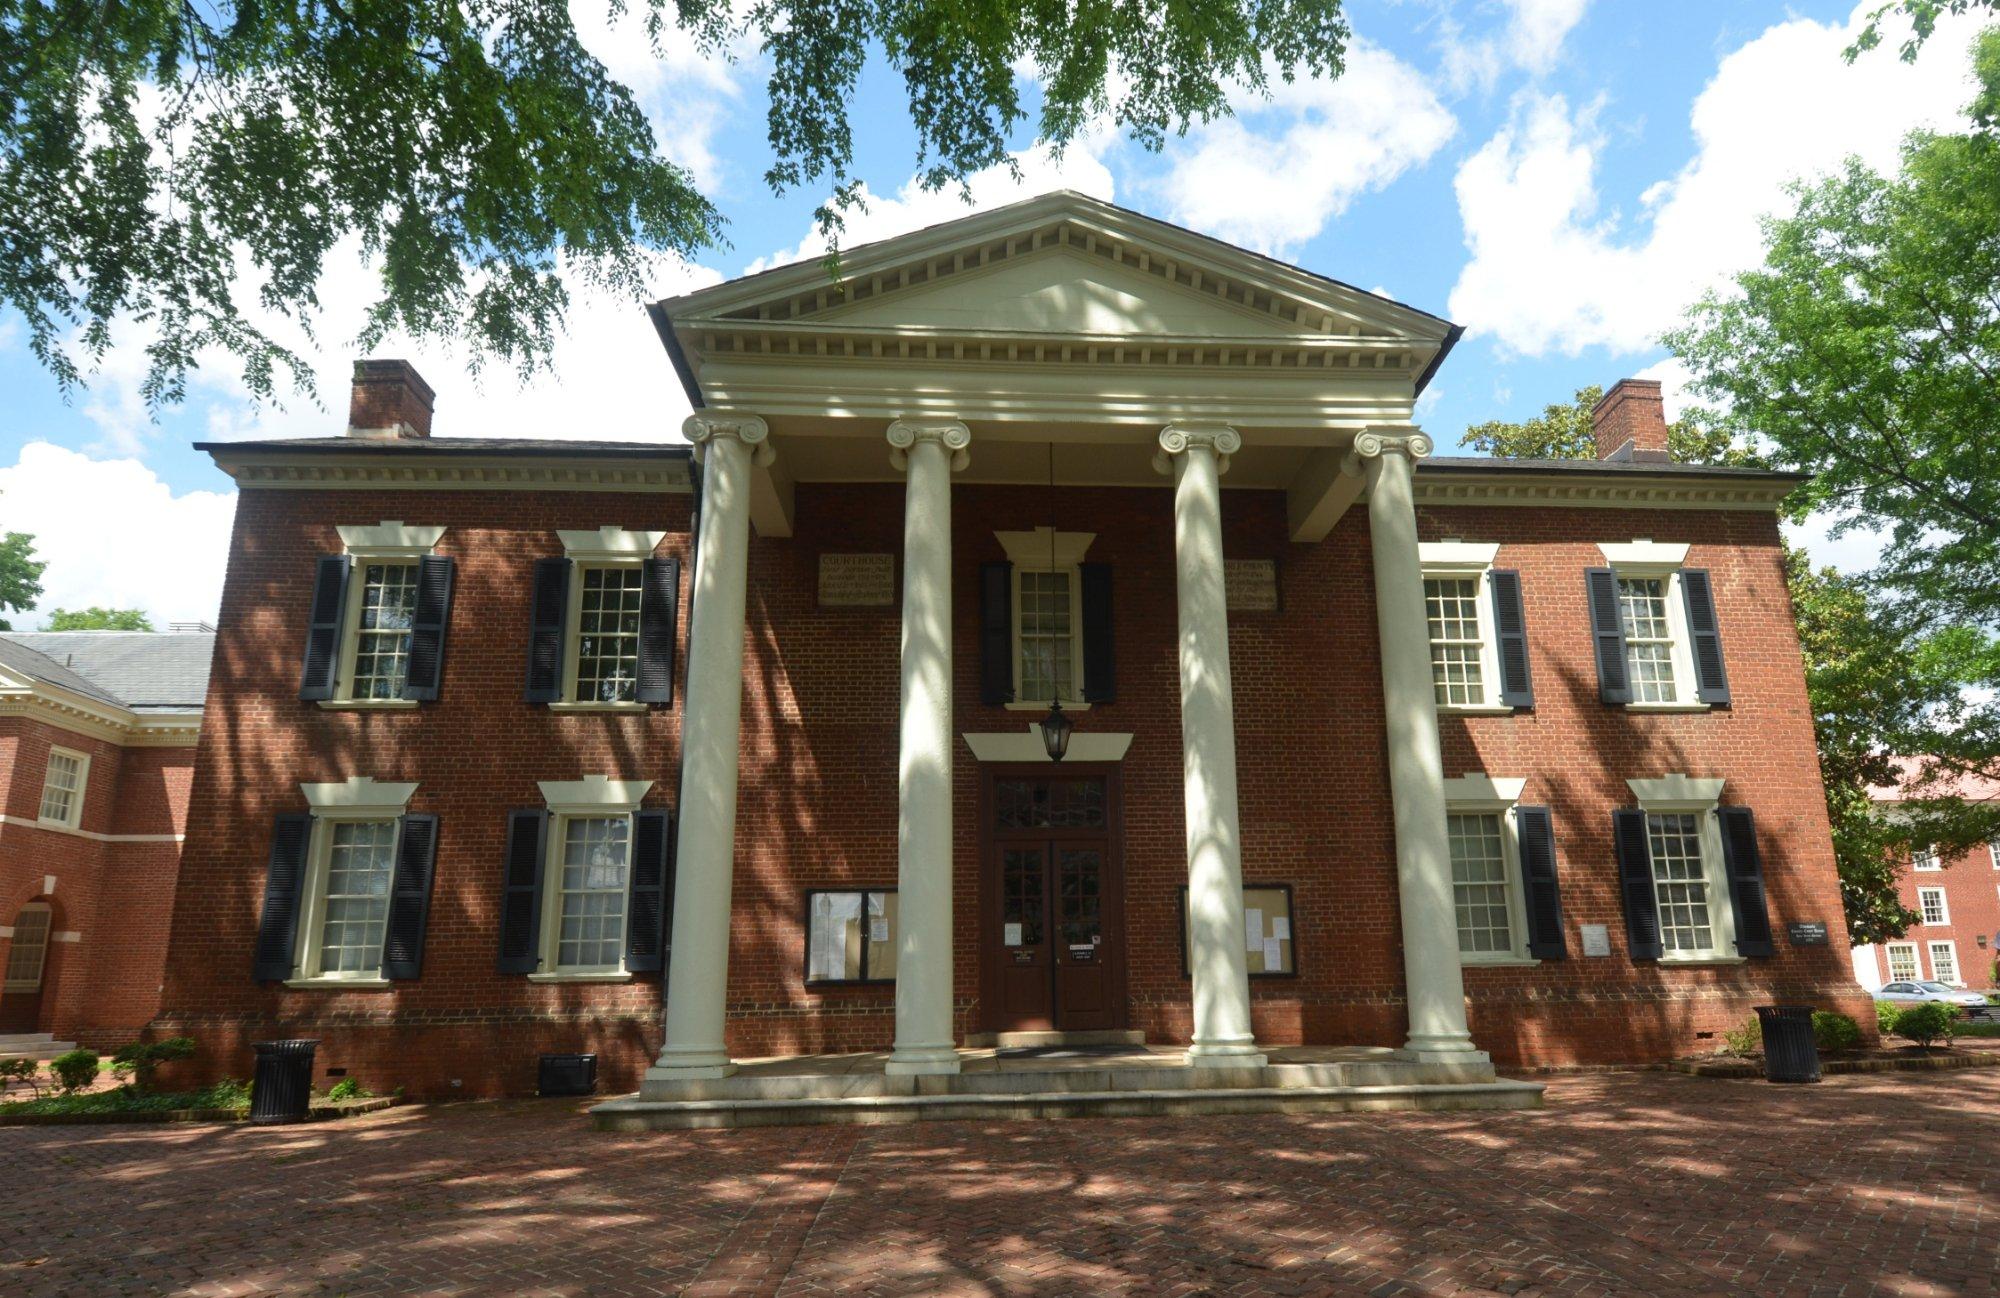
top-left (1419, 456), bottom-right (1806, 481)
top-left (0, 632), bottom-right (214, 711)
top-left (196, 437), bottom-right (689, 457)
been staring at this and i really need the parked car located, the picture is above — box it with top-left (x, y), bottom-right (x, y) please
top-left (1877, 981), bottom-right (1990, 1008)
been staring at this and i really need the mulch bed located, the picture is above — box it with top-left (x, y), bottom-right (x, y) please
top-left (1671, 1047), bottom-right (2000, 1078)
top-left (0, 1096), bottom-right (398, 1127)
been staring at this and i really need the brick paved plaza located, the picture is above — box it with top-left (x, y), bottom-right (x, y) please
top-left (4, 1065), bottom-right (1996, 1297)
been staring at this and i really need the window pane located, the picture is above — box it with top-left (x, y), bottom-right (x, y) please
top-left (1888, 944), bottom-right (1919, 981)
top-left (575, 567), bottom-right (645, 702)
top-left (993, 779), bottom-right (1104, 830)
top-left (1448, 813), bottom-right (1513, 953)
top-left (1919, 888), bottom-right (1947, 926)
top-left (38, 752), bottom-right (80, 822)
top-left (1929, 942), bottom-right (1959, 984)
top-left (1647, 812), bottom-right (1713, 953)
top-left (557, 816), bottom-right (629, 969)
top-left (1618, 577), bottom-right (1678, 704)
top-left (3, 908), bottom-right (50, 989)
top-left (351, 563), bottom-right (419, 699)
top-left (1424, 578), bottom-right (1486, 707)
top-left (1913, 846), bottom-right (1940, 871)
top-left (318, 820), bottom-right (398, 975)
top-left (1002, 849), bottom-right (1045, 947)
top-left (1018, 569), bottom-right (1075, 703)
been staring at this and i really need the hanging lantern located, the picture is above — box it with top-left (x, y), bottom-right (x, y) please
top-left (1039, 699), bottom-right (1075, 763)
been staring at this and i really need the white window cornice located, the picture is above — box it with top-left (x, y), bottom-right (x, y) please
top-left (1598, 538), bottom-right (1689, 571)
top-left (996, 527), bottom-right (1095, 569)
top-left (1418, 540), bottom-right (1500, 570)
top-left (538, 775), bottom-right (653, 816)
top-left (1627, 774), bottom-right (1726, 809)
top-left (1441, 773), bottom-right (1527, 808)
top-left (337, 520), bottom-right (447, 558)
top-left (558, 525), bottom-right (666, 563)
top-left (300, 775), bottom-right (420, 818)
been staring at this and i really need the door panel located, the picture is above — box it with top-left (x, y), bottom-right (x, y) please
top-left (995, 846), bottom-right (1053, 1031)
top-left (1053, 844), bottom-right (1112, 1029)
top-left (0, 905), bottom-right (51, 1033)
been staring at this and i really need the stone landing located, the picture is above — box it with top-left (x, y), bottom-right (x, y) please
top-left (591, 1044), bottom-right (1543, 1131)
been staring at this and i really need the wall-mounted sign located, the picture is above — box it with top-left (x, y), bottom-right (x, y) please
top-left (1225, 559), bottom-right (1279, 612)
top-left (1580, 923), bottom-right (1611, 957)
top-left (818, 553), bottom-right (896, 607)
top-left (1787, 921), bottom-right (1830, 947)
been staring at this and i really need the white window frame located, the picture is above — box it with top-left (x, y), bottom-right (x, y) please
top-left (1599, 540), bottom-right (1708, 713)
top-left (1912, 846), bottom-right (1941, 872)
top-left (1927, 939), bottom-right (1962, 986)
top-left (531, 776), bottom-right (653, 981)
top-left (1420, 541), bottom-right (1509, 714)
top-left (1441, 774), bottom-right (1535, 964)
top-left (36, 746), bottom-right (90, 830)
top-left (1989, 840), bottom-right (1999, 870)
top-left (552, 527), bottom-right (666, 712)
top-left (3, 902), bottom-right (52, 992)
top-left (996, 527), bottom-right (1095, 712)
top-left (1886, 940), bottom-right (1920, 983)
top-left (288, 776), bottom-right (419, 987)
top-left (1917, 886), bottom-right (1949, 926)
top-left (328, 521), bottom-right (446, 709)
top-left (1627, 774), bottom-right (1738, 962)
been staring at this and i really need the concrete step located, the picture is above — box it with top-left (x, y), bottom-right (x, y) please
top-left (594, 1078), bottom-right (1546, 1131)
top-left (961, 1028), bottom-right (1148, 1049)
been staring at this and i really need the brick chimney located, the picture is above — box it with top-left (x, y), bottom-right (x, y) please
top-left (1590, 378), bottom-right (1670, 462)
top-left (346, 359), bottom-right (435, 439)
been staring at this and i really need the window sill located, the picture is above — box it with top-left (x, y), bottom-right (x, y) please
top-left (1461, 954), bottom-right (1539, 967)
top-left (317, 699), bottom-right (419, 711)
top-left (1438, 703), bottom-right (1516, 716)
top-left (527, 970), bottom-right (633, 983)
top-left (1003, 700), bottom-right (1092, 713)
top-left (546, 701), bottom-right (650, 714)
top-left (283, 977), bottom-right (393, 990)
top-left (1623, 702), bottom-right (1712, 714)
top-left (1656, 955), bottom-right (1748, 967)
top-left (35, 817), bottom-right (81, 832)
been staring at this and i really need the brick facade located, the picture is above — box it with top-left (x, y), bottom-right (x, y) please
top-left (153, 471), bottom-right (1872, 1097)
top-left (1862, 841), bottom-right (2000, 990)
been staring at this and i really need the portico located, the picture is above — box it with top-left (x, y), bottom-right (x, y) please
top-left (637, 190), bottom-right (1495, 1105)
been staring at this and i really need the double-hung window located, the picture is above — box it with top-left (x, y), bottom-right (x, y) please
top-left (36, 748), bottom-right (88, 828)
top-left (1929, 940), bottom-right (1961, 985)
top-left (312, 820), bottom-right (399, 975)
top-left (1918, 886), bottom-right (1949, 926)
top-left (1618, 577), bottom-right (1679, 703)
top-left (276, 776), bottom-right (430, 986)
top-left (1590, 541), bottom-right (1729, 710)
top-left (1619, 776), bottom-right (1747, 962)
top-left (552, 815), bottom-right (632, 971)
top-left (1913, 846), bottom-right (1940, 872)
top-left (1886, 941), bottom-right (1920, 982)
top-left (1441, 774), bottom-right (1562, 963)
top-left (307, 521), bottom-right (452, 707)
top-left (1647, 812), bottom-right (1716, 954)
top-left (572, 567), bottom-right (646, 703)
top-left (1427, 578), bottom-right (1488, 706)
top-left (1419, 542), bottom-right (1531, 712)
top-left (498, 776), bottom-right (670, 982)
top-left (996, 528), bottom-right (1096, 708)
top-left (525, 528), bottom-right (679, 711)
top-left (348, 563), bottom-right (420, 698)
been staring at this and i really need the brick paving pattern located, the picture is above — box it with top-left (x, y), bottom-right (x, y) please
top-left (4, 1065), bottom-right (1997, 1296)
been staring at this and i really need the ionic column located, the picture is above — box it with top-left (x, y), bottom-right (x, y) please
top-left (645, 412), bottom-right (770, 1087)
top-left (1356, 429), bottom-right (1486, 1063)
top-left (886, 417), bottom-right (971, 1076)
top-left (1155, 424), bottom-right (1265, 1069)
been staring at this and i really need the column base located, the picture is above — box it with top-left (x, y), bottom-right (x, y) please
top-left (1186, 1040), bottom-right (1268, 1070)
top-left (885, 1045), bottom-right (963, 1077)
top-left (1396, 1033), bottom-right (1490, 1067)
top-left (644, 1046), bottom-right (737, 1087)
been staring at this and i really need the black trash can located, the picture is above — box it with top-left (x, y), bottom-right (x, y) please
top-left (1756, 1005), bottom-right (1821, 1084)
top-left (249, 1039), bottom-right (320, 1124)
top-left (538, 1053), bottom-right (598, 1097)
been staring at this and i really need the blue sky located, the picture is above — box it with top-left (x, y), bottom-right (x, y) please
top-left (0, 0), bottom-right (1990, 625)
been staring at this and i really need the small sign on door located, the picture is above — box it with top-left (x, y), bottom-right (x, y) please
top-left (1004, 922), bottom-right (1023, 946)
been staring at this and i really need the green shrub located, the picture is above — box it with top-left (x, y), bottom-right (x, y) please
top-left (0, 1078), bottom-right (251, 1118)
top-left (1722, 1015), bottom-right (1762, 1055)
top-left (109, 1037), bottom-right (196, 1092)
top-left (50, 1049), bottom-right (99, 1094)
top-left (0, 1057), bottom-right (42, 1097)
top-left (1811, 1011), bottom-right (1862, 1053)
top-left (1891, 1001), bottom-right (1960, 1048)
top-left (1876, 1001), bottom-right (1902, 1037)
top-left (326, 1077), bottom-right (369, 1102)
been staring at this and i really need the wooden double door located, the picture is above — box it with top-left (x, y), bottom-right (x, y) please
top-left (980, 768), bottom-right (1125, 1033)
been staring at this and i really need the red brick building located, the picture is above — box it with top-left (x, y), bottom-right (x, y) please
top-left (154, 194), bottom-right (1871, 1101)
top-left (1852, 767), bottom-right (2000, 993)
top-left (0, 630), bottom-right (211, 1052)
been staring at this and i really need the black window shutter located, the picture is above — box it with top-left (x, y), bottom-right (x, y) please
top-left (636, 557), bottom-right (681, 705)
top-left (523, 558), bottom-right (572, 703)
top-left (1515, 806), bottom-right (1565, 959)
top-left (1585, 568), bottom-right (1632, 705)
top-left (1080, 562), bottom-right (1115, 704)
top-left (625, 809), bottom-right (674, 973)
top-left (497, 809), bottom-right (549, 973)
top-left (1717, 806), bottom-right (1775, 957)
top-left (1614, 809), bottom-right (1662, 960)
top-left (1680, 569), bottom-right (1731, 707)
top-left (298, 555), bottom-right (352, 701)
top-left (382, 813), bottom-right (440, 980)
top-left (979, 560), bottom-right (1014, 705)
top-left (1489, 569), bottom-right (1534, 709)
top-left (252, 814), bottom-right (313, 981)
top-left (401, 555), bottom-right (456, 702)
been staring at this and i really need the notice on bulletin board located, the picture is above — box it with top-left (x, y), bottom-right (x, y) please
top-left (1244, 908), bottom-right (1264, 952)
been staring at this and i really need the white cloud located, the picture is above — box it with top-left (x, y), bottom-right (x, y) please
top-left (1448, 2), bottom-right (1986, 356)
top-left (0, 443), bottom-right (236, 627)
top-left (1147, 45), bottom-right (1455, 255)
top-left (745, 142), bottom-right (1117, 276)
top-left (1442, 0), bottom-right (1592, 89)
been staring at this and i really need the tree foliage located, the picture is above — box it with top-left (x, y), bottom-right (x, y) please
top-left (0, 530), bottom-right (45, 631)
top-left (1, 0), bottom-right (1349, 411)
top-left (1848, 2), bottom-right (2000, 63)
top-left (46, 607), bottom-right (155, 631)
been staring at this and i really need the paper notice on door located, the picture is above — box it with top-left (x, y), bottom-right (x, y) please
top-left (1004, 922), bottom-right (1023, 946)
top-left (1262, 937), bottom-right (1283, 972)
top-left (1272, 917), bottom-right (1290, 941)
top-left (870, 917), bottom-right (890, 943)
top-left (1244, 908), bottom-right (1264, 951)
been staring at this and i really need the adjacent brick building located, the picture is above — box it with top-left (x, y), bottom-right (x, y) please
top-left (0, 630), bottom-right (211, 1050)
top-left (154, 193), bottom-right (1872, 1099)
top-left (1852, 765), bottom-right (2000, 992)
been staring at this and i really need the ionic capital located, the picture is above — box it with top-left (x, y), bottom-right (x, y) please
top-left (1153, 423), bottom-right (1243, 476)
top-left (683, 411), bottom-right (774, 466)
top-left (1351, 427), bottom-right (1434, 464)
top-left (887, 418), bottom-right (972, 472)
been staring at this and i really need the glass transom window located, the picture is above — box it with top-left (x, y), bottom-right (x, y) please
top-left (351, 563), bottom-right (418, 699)
top-left (1919, 887), bottom-right (1948, 926)
top-left (317, 820), bottom-right (397, 975)
top-left (1618, 577), bottom-right (1679, 704)
top-left (557, 816), bottom-right (630, 969)
top-left (1425, 578), bottom-right (1486, 707)
top-left (1647, 812), bottom-right (1713, 953)
top-left (1887, 943), bottom-right (1919, 982)
top-left (1017, 569), bottom-right (1076, 703)
top-left (574, 567), bottom-right (644, 702)
top-left (37, 751), bottom-right (83, 824)
top-left (1448, 812), bottom-right (1512, 953)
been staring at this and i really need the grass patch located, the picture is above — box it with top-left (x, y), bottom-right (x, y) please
top-left (1954, 1021), bottom-right (2000, 1038)
top-left (0, 1079), bottom-right (251, 1118)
